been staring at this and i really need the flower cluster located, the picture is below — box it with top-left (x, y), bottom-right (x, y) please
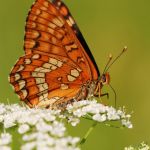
top-left (0, 132), bottom-right (12, 150)
top-left (0, 103), bottom-right (80, 150)
top-left (66, 100), bottom-right (132, 128)
top-left (124, 142), bottom-right (150, 150)
top-left (0, 99), bottom-right (133, 149)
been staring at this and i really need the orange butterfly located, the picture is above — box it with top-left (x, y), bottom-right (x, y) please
top-left (9, 0), bottom-right (122, 109)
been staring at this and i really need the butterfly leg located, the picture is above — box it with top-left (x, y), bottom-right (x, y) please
top-left (99, 83), bottom-right (109, 99)
top-left (94, 82), bottom-right (100, 97)
top-left (100, 93), bottom-right (109, 99)
top-left (96, 82), bottom-right (104, 98)
top-left (94, 92), bottom-right (109, 99)
top-left (94, 82), bottom-right (109, 99)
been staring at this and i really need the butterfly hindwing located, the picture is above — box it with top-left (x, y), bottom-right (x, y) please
top-left (10, 53), bottom-right (84, 107)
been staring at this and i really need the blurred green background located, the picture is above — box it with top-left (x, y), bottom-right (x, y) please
top-left (0, 0), bottom-right (150, 149)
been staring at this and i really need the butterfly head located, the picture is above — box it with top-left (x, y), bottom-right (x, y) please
top-left (94, 47), bottom-right (127, 101)
top-left (100, 72), bottom-right (110, 85)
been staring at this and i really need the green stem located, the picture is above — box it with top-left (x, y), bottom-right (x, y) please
top-left (79, 121), bottom-right (98, 146)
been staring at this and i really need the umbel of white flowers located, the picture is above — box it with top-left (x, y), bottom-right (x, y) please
top-left (124, 142), bottom-right (150, 150)
top-left (0, 99), bottom-right (132, 150)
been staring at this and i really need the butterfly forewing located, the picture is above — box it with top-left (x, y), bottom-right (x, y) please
top-left (52, 0), bottom-right (100, 78)
top-left (10, 0), bottom-right (99, 108)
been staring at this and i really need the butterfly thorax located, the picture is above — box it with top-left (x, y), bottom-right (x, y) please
top-left (82, 80), bottom-right (98, 99)
top-left (75, 72), bottom-right (111, 101)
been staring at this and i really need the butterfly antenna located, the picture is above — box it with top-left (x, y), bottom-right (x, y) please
top-left (105, 46), bottom-right (127, 73)
top-left (109, 84), bottom-right (117, 107)
top-left (103, 53), bottom-right (113, 74)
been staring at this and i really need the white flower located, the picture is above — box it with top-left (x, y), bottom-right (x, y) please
top-left (139, 142), bottom-right (150, 150)
top-left (0, 104), bottom-right (6, 115)
top-left (46, 137), bottom-right (55, 146)
top-left (124, 146), bottom-right (134, 150)
top-left (21, 141), bottom-right (36, 150)
top-left (0, 115), bottom-right (4, 122)
top-left (0, 133), bottom-right (12, 146)
top-left (51, 121), bottom-right (66, 137)
top-left (0, 100), bottom-right (133, 150)
top-left (121, 119), bottom-right (133, 129)
top-left (124, 142), bottom-right (150, 150)
top-left (36, 120), bottom-right (52, 133)
top-left (68, 137), bottom-right (80, 145)
top-left (66, 99), bottom-right (133, 128)
top-left (43, 113), bottom-right (56, 122)
top-left (23, 133), bottom-right (39, 142)
top-left (18, 124), bottom-right (30, 134)
top-left (0, 103), bottom-right (81, 149)
top-left (0, 146), bottom-right (11, 150)
top-left (93, 114), bottom-right (106, 122)
top-left (73, 109), bottom-right (83, 117)
top-left (68, 116), bottom-right (80, 126)
top-left (3, 114), bottom-right (16, 128)
top-left (106, 107), bottom-right (120, 120)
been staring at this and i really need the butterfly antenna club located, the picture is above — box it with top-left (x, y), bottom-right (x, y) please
top-left (105, 46), bottom-right (127, 72)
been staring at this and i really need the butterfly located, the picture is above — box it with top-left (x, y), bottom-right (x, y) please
top-left (9, 0), bottom-right (117, 109)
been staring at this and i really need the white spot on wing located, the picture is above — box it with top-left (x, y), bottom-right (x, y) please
top-left (24, 59), bottom-right (31, 64)
top-left (32, 54), bottom-right (40, 59)
top-left (35, 78), bottom-right (45, 84)
top-left (49, 58), bottom-right (58, 65)
top-left (69, 16), bottom-right (75, 25)
top-left (48, 28), bottom-right (55, 34)
top-left (48, 23), bottom-right (57, 29)
top-left (39, 93), bottom-right (48, 101)
top-left (67, 75), bottom-right (76, 82)
top-left (71, 69), bottom-right (80, 77)
top-left (43, 63), bottom-right (57, 70)
top-left (51, 65), bottom-right (57, 70)
top-left (32, 72), bottom-right (45, 78)
top-left (15, 73), bottom-right (21, 81)
top-left (77, 68), bottom-right (82, 72)
top-left (43, 63), bottom-right (53, 69)
top-left (57, 1), bottom-right (61, 6)
top-left (66, 19), bottom-right (72, 27)
top-left (57, 61), bottom-right (63, 67)
top-left (21, 90), bottom-right (28, 99)
top-left (58, 17), bottom-right (65, 25)
top-left (57, 77), bottom-right (62, 81)
top-left (37, 96), bottom-right (60, 107)
top-left (18, 80), bottom-right (26, 90)
top-left (65, 43), bottom-right (78, 51)
top-left (60, 84), bottom-right (69, 90)
top-left (17, 65), bottom-right (24, 72)
top-left (52, 18), bottom-right (64, 27)
top-left (37, 83), bottom-right (48, 92)
top-left (35, 67), bottom-right (51, 73)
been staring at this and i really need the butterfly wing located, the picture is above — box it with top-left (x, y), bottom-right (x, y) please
top-left (10, 53), bottom-right (82, 108)
top-left (52, 0), bottom-right (100, 77)
top-left (10, 0), bottom-right (99, 108)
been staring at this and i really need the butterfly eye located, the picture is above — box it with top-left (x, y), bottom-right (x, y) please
top-left (101, 73), bottom-right (110, 85)
top-left (101, 74), bottom-right (106, 83)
